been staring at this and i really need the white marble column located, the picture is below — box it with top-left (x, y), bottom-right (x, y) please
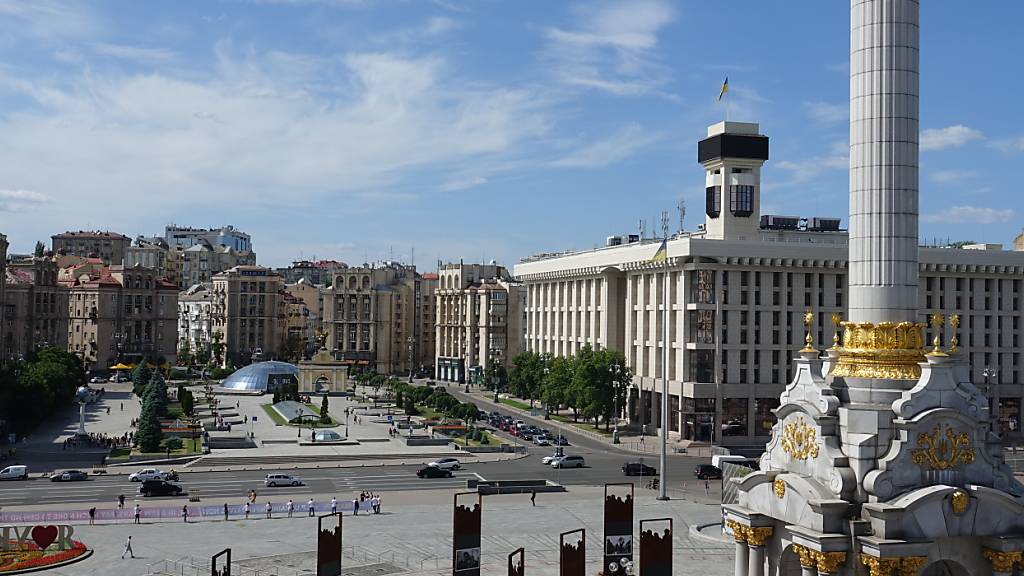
top-left (747, 545), bottom-right (766, 576)
top-left (848, 0), bottom-right (920, 324)
top-left (733, 540), bottom-right (749, 576)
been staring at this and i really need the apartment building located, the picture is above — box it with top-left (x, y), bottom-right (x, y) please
top-left (65, 265), bottom-right (179, 372)
top-left (514, 121), bottom-right (1024, 448)
top-left (177, 242), bottom-right (255, 289)
top-left (51, 231), bottom-right (131, 266)
top-left (286, 279), bottom-right (324, 358)
top-left (124, 237), bottom-right (170, 277)
top-left (164, 224), bottom-right (253, 253)
top-left (211, 266), bottom-right (285, 366)
top-left (321, 262), bottom-right (434, 375)
top-left (0, 234), bottom-right (7, 362)
top-left (177, 283), bottom-right (214, 360)
top-left (3, 258), bottom-right (69, 361)
top-left (277, 260), bottom-right (347, 285)
top-left (435, 263), bottom-right (525, 383)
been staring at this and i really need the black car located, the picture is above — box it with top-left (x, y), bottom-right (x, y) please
top-left (50, 470), bottom-right (88, 482)
top-left (553, 435), bottom-right (570, 446)
top-left (622, 462), bottom-right (657, 476)
top-left (694, 464), bottom-right (723, 480)
top-left (140, 479), bottom-right (184, 497)
top-left (416, 465), bottom-right (454, 479)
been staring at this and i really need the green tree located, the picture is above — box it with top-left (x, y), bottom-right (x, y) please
top-left (146, 371), bottom-right (168, 417)
top-left (131, 363), bottom-right (152, 397)
top-left (508, 352), bottom-right (547, 407)
top-left (403, 395), bottom-right (418, 416)
top-left (0, 348), bottom-right (84, 435)
top-left (210, 331), bottom-right (225, 367)
top-left (181, 389), bottom-right (195, 416)
top-left (282, 333), bottom-right (306, 363)
top-left (541, 355), bottom-right (573, 418)
top-left (135, 401), bottom-right (164, 453)
top-left (320, 394), bottom-right (331, 424)
top-left (33, 241), bottom-right (45, 257)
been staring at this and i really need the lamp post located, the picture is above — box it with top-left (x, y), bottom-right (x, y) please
top-left (983, 366), bottom-right (999, 434)
top-left (543, 366), bottom-right (550, 420)
top-left (407, 336), bottom-right (415, 383)
top-left (610, 363), bottom-right (621, 444)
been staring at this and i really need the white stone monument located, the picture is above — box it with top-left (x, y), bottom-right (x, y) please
top-left (724, 2), bottom-right (1024, 575)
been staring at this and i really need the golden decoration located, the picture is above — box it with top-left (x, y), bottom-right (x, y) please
top-left (830, 313), bottom-right (843, 349)
top-left (982, 549), bottom-right (1022, 573)
top-left (911, 425), bottom-right (975, 470)
top-left (861, 555), bottom-right (900, 576)
top-left (725, 520), bottom-right (747, 543)
top-left (928, 312), bottom-right (947, 356)
top-left (817, 551), bottom-right (848, 574)
top-left (950, 489), bottom-right (969, 515)
top-left (773, 478), bottom-right (786, 499)
top-left (791, 544), bottom-right (816, 569)
top-left (833, 321), bottom-right (926, 380)
top-left (745, 526), bottom-right (773, 547)
top-left (898, 557), bottom-right (927, 576)
top-left (801, 310), bottom-right (816, 352)
top-left (781, 416), bottom-right (820, 461)
top-left (949, 313), bottom-right (960, 353)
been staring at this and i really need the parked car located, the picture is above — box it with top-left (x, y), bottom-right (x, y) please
top-left (553, 435), bottom-right (570, 446)
top-left (89, 376), bottom-right (107, 384)
top-left (622, 462), bottom-right (657, 477)
top-left (140, 479), bottom-right (183, 497)
top-left (417, 465), bottom-right (454, 478)
top-left (129, 468), bottom-right (167, 482)
top-left (694, 464), bottom-right (723, 480)
top-left (519, 432), bottom-right (534, 442)
top-left (551, 455), bottom-right (585, 469)
top-left (533, 436), bottom-right (551, 446)
top-left (0, 465), bottom-right (28, 481)
top-left (50, 470), bottom-right (88, 482)
top-left (427, 457), bottom-right (461, 471)
top-left (264, 473), bottom-right (304, 487)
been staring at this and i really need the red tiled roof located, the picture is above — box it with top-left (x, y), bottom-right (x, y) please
top-left (421, 273), bottom-right (439, 280)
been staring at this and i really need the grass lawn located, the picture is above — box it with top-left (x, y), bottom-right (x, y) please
top-left (498, 398), bottom-right (533, 411)
top-left (260, 403), bottom-right (336, 428)
top-left (551, 414), bottom-right (613, 436)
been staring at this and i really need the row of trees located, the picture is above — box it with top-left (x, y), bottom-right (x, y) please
top-left (392, 382), bottom-right (480, 423)
top-left (0, 348), bottom-right (86, 436)
top-left (176, 331), bottom-right (226, 371)
top-left (505, 345), bottom-right (632, 430)
top-left (135, 369), bottom-right (169, 453)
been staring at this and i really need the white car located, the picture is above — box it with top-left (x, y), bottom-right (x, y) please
top-left (128, 468), bottom-right (166, 482)
top-left (427, 457), bottom-right (461, 471)
top-left (533, 435), bottom-right (551, 446)
top-left (541, 453), bottom-right (563, 465)
top-left (550, 455), bottom-right (585, 469)
top-left (264, 473), bottom-right (303, 487)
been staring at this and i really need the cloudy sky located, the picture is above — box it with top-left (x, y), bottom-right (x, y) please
top-left (0, 1), bottom-right (1021, 268)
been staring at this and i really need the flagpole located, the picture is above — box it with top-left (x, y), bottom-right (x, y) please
top-left (658, 212), bottom-right (669, 501)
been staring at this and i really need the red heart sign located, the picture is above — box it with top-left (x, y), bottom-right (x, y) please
top-left (31, 525), bottom-right (59, 550)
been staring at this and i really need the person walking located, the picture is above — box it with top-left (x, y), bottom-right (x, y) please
top-left (244, 502), bottom-right (250, 519)
top-left (352, 498), bottom-right (359, 516)
top-left (133, 504), bottom-right (141, 524)
top-left (330, 497), bottom-right (337, 515)
top-left (530, 490), bottom-right (536, 507)
top-left (120, 402), bottom-right (124, 411)
top-left (118, 494), bottom-right (125, 509)
top-left (223, 503), bottom-right (229, 521)
top-left (704, 479), bottom-right (710, 497)
top-left (371, 494), bottom-right (380, 514)
top-left (182, 504), bottom-right (189, 523)
top-left (265, 501), bottom-right (272, 519)
top-left (287, 499), bottom-right (294, 518)
top-left (89, 507), bottom-right (96, 525)
top-left (121, 535), bottom-right (135, 559)
top-left (307, 498), bottom-right (315, 517)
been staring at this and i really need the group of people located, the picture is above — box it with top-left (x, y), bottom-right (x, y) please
top-left (63, 431), bottom-right (130, 450)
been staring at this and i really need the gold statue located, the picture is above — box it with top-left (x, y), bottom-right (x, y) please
top-left (830, 313), bottom-right (843, 349)
top-left (928, 313), bottom-right (947, 356)
top-left (801, 311), bottom-right (816, 352)
top-left (949, 314), bottom-right (960, 353)
top-left (315, 329), bottom-right (328, 350)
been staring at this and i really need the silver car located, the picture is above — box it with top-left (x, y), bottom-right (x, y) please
top-left (264, 473), bottom-right (303, 487)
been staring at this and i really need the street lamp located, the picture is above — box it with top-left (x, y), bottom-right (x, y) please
top-left (543, 367), bottom-right (550, 420)
top-left (983, 366), bottom-right (999, 434)
top-left (610, 363), bottom-right (621, 444)
top-left (407, 336), bottom-right (415, 383)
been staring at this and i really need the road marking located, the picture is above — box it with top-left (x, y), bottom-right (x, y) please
top-left (473, 472), bottom-right (486, 481)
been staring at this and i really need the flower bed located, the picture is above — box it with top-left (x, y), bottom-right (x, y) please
top-left (0, 539), bottom-right (90, 573)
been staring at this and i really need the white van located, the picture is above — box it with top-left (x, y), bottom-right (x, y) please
top-left (0, 465), bottom-right (28, 480)
top-left (712, 455), bottom-right (758, 470)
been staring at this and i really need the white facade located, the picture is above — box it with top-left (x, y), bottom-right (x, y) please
top-left (177, 283), bottom-right (214, 358)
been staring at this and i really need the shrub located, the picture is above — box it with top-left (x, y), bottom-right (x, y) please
top-left (163, 437), bottom-right (183, 450)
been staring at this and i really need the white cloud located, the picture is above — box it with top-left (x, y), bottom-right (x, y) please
top-left (92, 43), bottom-right (177, 64)
top-left (804, 101), bottom-right (847, 126)
top-left (920, 125), bottom-right (984, 151)
top-left (441, 176), bottom-right (488, 192)
top-left (542, 0), bottom-right (675, 97)
top-left (922, 206), bottom-right (1015, 225)
top-left (425, 16), bottom-right (460, 36)
top-left (775, 155), bottom-right (847, 183)
top-left (930, 170), bottom-right (977, 184)
top-left (551, 123), bottom-right (660, 168)
top-left (989, 136), bottom-right (1024, 154)
top-left (0, 0), bottom-right (98, 41)
top-left (0, 189), bottom-right (53, 212)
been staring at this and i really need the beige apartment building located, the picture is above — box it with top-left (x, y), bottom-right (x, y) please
top-left (3, 258), bottom-right (69, 361)
top-left (515, 121), bottom-right (1024, 449)
top-left (285, 279), bottom-right (324, 358)
top-left (51, 231), bottom-right (131, 266)
top-left (211, 266), bottom-right (286, 366)
top-left (65, 264), bottom-right (179, 372)
top-left (435, 263), bottom-right (525, 384)
top-left (321, 262), bottom-right (435, 375)
top-left (0, 234), bottom-right (7, 362)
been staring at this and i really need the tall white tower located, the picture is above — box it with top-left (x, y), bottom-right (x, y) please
top-left (847, 0), bottom-right (920, 324)
top-left (699, 121), bottom-right (769, 241)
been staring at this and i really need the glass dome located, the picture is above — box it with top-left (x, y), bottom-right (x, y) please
top-left (221, 361), bottom-right (299, 392)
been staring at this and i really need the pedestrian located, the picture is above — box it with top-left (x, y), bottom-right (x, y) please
top-left (530, 490), bottom-right (536, 507)
top-left (118, 494), bottom-right (125, 509)
top-left (287, 499), bottom-right (294, 518)
top-left (166, 446), bottom-right (171, 459)
top-left (330, 497), bottom-right (337, 515)
top-left (265, 501), bottom-right (272, 519)
top-left (106, 406), bottom-right (111, 415)
top-left (704, 479), bottom-right (710, 496)
top-left (250, 489), bottom-right (257, 504)
top-left (244, 502), bottom-right (250, 519)
top-left (352, 498), bottom-right (359, 516)
top-left (371, 494), bottom-right (380, 514)
top-left (89, 507), bottom-right (96, 525)
top-left (120, 402), bottom-right (124, 411)
top-left (224, 503), bottom-right (229, 521)
top-left (182, 504), bottom-right (189, 522)
top-left (122, 535), bottom-right (135, 559)
top-left (133, 504), bottom-right (141, 524)
top-left (308, 498), bottom-right (315, 517)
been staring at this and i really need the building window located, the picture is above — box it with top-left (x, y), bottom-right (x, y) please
top-left (729, 185), bottom-right (754, 217)
top-left (705, 186), bottom-right (721, 218)
top-left (722, 398), bottom-right (748, 436)
top-left (754, 398), bottom-right (780, 436)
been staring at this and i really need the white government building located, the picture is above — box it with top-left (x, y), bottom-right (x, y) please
top-left (514, 121), bottom-right (1024, 452)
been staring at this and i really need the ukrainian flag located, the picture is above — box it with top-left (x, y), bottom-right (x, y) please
top-left (648, 239), bottom-right (668, 263)
top-left (717, 76), bottom-right (729, 101)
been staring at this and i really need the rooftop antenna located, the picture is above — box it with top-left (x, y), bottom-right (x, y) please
top-left (639, 219), bottom-right (646, 239)
top-left (677, 199), bottom-right (686, 233)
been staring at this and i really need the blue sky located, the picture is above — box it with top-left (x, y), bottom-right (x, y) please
top-left (0, 1), bottom-right (1021, 268)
